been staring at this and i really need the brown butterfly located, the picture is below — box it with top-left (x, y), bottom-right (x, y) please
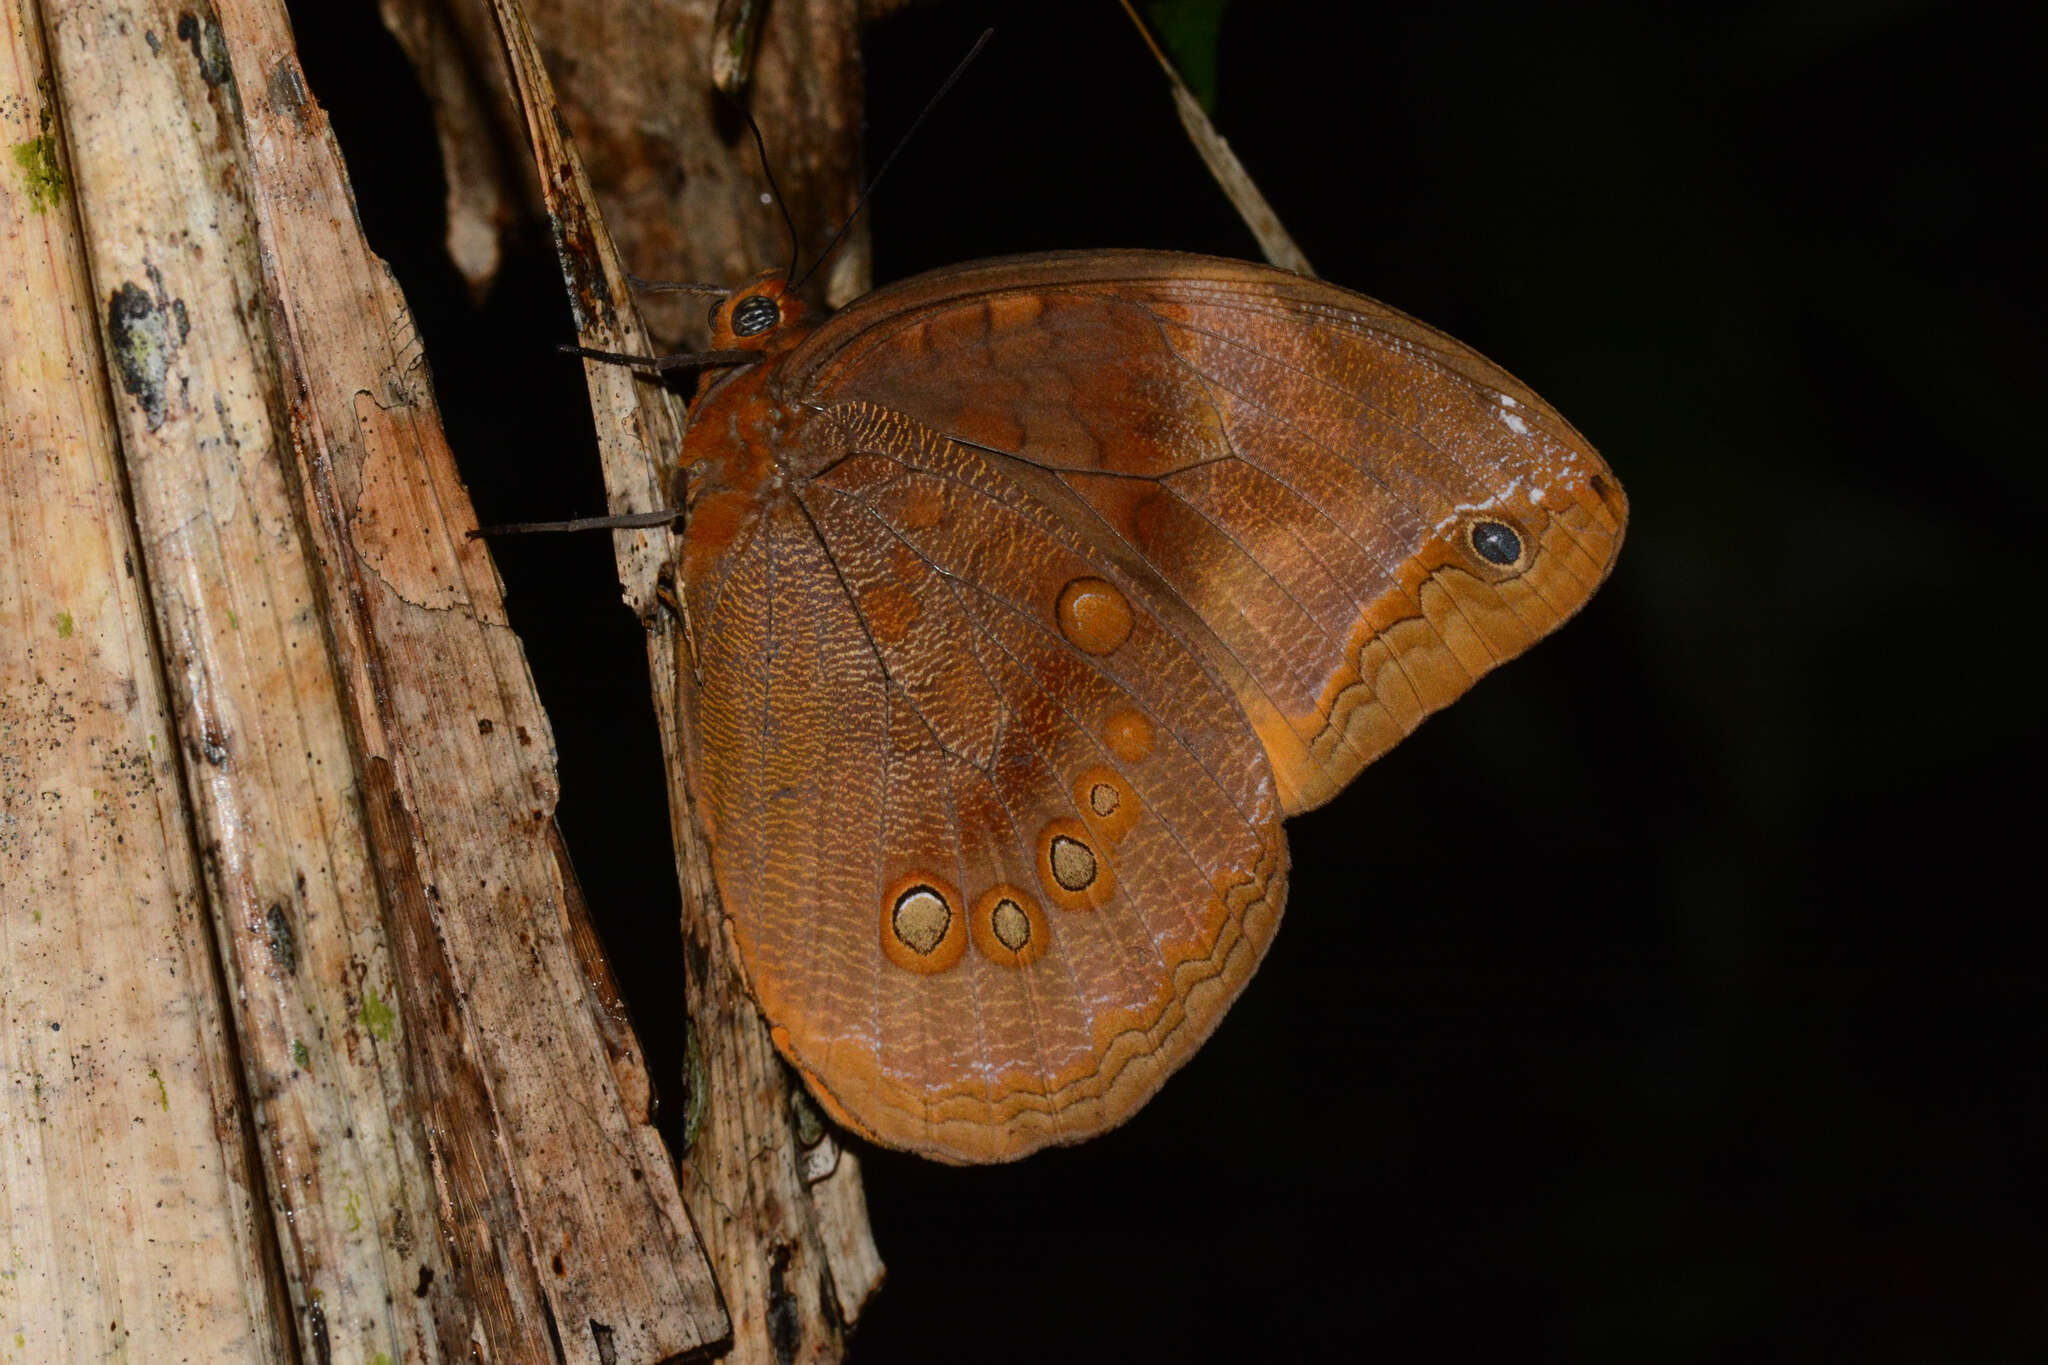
top-left (665, 250), bottom-right (1625, 1163)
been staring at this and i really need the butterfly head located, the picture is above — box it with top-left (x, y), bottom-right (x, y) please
top-left (706, 272), bottom-right (810, 356)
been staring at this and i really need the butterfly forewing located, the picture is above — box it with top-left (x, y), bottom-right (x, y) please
top-left (680, 250), bottom-right (1624, 1162)
top-left (784, 251), bottom-right (1627, 812)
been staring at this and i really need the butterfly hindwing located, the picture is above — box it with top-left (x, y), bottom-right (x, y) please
top-left (685, 389), bottom-right (1286, 1162)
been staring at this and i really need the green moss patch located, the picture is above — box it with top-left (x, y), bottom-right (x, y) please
top-left (10, 132), bottom-right (65, 212)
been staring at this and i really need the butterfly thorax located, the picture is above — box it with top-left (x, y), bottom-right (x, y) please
top-left (674, 359), bottom-right (789, 579)
top-left (676, 274), bottom-right (851, 579)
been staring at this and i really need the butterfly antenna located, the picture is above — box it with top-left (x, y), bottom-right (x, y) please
top-left (791, 27), bottom-right (994, 295)
top-left (727, 92), bottom-right (803, 284)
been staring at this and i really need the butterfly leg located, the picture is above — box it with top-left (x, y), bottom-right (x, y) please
top-left (653, 570), bottom-right (703, 683)
top-left (557, 343), bottom-right (758, 372)
top-left (623, 274), bottom-right (726, 296)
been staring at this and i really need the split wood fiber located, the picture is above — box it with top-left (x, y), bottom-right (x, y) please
top-left (33, 1), bottom-right (457, 1356)
top-left (208, 0), bottom-right (728, 1358)
top-left (2, 7), bottom-right (291, 1359)
top-left (482, 0), bottom-right (885, 1359)
top-left (5, 1), bottom-right (726, 1360)
top-left (381, 0), bottom-right (872, 338)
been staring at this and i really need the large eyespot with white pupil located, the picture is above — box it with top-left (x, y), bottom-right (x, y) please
top-left (1464, 516), bottom-right (1531, 573)
top-left (730, 293), bottom-right (781, 338)
top-left (880, 874), bottom-right (966, 974)
top-left (1037, 819), bottom-right (1117, 911)
top-left (970, 886), bottom-right (1050, 967)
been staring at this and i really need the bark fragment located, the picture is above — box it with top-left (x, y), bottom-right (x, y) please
top-left (484, 1), bottom-right (886, 1360)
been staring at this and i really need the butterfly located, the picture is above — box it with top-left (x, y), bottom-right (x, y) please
top-left (661, 249), bottom-right (1626, 1163)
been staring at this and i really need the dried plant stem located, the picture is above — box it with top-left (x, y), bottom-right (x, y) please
top-left (1115, 0), bottom-right (1316, 277)
top-left (1, 8), bottom-right (291, 1360)
top-left (6, 1), bottom-right (728, 1361)
top-left (482, 0), bottom-right (885, 1359)
top-left (35, 1), bottom-right (456, 1356)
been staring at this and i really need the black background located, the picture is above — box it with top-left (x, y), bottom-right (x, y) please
top-left (285, 1), bottom-right (2040, 1359)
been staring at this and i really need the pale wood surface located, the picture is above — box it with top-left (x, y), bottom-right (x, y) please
top-left (29, 0), bottom-right (452, 1358)
top-left (484, 0), bottom-right (885, 1358)
top-left (0, 9), bottom-right (292, 1361)
top-left (38, 1), bottom-right (456, 1356)
top-left (211, 1), bottom-right (728, 1358)
top-left (1114, 0), bottom-right (1314, 277)
top-left (6, 1), bottom-right (731, 1360)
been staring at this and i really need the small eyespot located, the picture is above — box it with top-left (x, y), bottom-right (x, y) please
top-left (991, 900), bottom-right (1031, 949)
top-left (730, 294), bottom-right (781, 337)
top-left (1037, 819), bottom-right (1117, 910)
top-left (1055, 576), bottom-right (1133, 655)
top-left (1587, 472), bottom-right (1627, 518)
top-left (1469, 520), bottom-right (1523, 567)
top-left (970, 886), bottom-right (1050, 967)
top-left (1101, 708), bottom-right (1154, 762)
top-left (1072, 766), bottom-right (1140, 841)
top-left (1050, 837), bottom-right (1096, 891)
top-left (893, 887), bottom-right (950, 954)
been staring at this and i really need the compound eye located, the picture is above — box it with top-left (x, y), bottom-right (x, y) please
top-left (706, 298), bottom-right (724, 332)
top-left (730, 294), bottom-right (781, 337)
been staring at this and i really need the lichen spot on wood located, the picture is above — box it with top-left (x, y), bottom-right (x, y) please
top-left (265, 902), bottom-right (297, 975)
top-left (267, 58), bottom-right (310, 130)
top-left (767, 1245), bottom-right (801, 1365)
top-left (175, 11), bottom-right (233, 88)
top-left (108, 283), bottom-right (174, 431)
top-left (358, 985), bottom-right (397, 1041)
